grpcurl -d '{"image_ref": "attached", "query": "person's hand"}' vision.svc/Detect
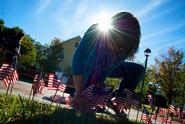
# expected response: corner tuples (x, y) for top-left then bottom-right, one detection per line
(71, 92), (84, 110)
(71, 92), (90, 113)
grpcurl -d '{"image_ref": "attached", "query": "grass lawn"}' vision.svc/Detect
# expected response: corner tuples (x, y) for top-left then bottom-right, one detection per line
(0, 94), (143, 124)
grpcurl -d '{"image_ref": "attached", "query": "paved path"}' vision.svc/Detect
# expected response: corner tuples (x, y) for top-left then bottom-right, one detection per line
(0, 80), (69, 105)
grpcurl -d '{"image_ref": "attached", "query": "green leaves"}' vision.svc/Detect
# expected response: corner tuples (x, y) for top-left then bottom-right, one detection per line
(151, 47), (185, 105)
(19, 35), (36, 66)
(0, 94), (54, 124)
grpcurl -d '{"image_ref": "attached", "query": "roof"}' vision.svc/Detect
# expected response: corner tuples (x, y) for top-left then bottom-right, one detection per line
(62, 36), (81, 44)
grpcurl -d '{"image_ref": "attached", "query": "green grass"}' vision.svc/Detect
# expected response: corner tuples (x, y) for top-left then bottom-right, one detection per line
(0, 94), (143, 124)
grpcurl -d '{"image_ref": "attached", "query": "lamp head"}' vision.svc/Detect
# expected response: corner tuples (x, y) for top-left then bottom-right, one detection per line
(144, 48), (151, 57)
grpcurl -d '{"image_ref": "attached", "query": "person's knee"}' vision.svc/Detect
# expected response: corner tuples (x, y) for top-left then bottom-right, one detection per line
(135, 63), (145, 79)
(138, 64), (145, 75)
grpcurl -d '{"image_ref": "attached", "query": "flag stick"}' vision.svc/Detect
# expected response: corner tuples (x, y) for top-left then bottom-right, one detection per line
(6, 81), (11, 96)
(9, 83), (14, 96)
(50, 80), (60, 107)
(6, 76), (12, 96)
(136, 106), (140, 121)
(127, 106), (131, 119)
(28, 87), (33, 101)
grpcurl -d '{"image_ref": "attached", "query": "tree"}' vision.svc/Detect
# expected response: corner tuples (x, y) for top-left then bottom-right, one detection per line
(45, 38), (64, 72)
(34, 42), (49, 72)
(154, 47), (184, 105)
(173, 64), (185, 106)
(19, 35), (36, 72)
(0, 19), (5, 64)
(0, 21), (24, 65)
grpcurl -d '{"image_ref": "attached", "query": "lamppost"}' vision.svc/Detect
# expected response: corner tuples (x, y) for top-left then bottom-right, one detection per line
(140, 48), (152, 100)
(136, 48), (151, 121)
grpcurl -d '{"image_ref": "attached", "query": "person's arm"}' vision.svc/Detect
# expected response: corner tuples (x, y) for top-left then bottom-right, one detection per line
(73, 75), (84, 95)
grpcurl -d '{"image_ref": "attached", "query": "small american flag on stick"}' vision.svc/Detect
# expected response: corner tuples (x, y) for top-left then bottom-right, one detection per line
(169, 104), (176, 115)
(32, 74), (45, 95)
(159, 108), (168, 115)
(47, 74), (66, 92)
(141, 107), (150, 123)
(160, 117), (172, 124)
(0, 64), (18, 87)
(81, 85), (113, 109)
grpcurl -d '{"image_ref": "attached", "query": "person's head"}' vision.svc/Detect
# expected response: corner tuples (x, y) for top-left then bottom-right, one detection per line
(110, 11), (141, 58)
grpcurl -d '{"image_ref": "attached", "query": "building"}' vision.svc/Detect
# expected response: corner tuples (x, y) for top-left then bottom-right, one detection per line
(59, 36), (81, 75)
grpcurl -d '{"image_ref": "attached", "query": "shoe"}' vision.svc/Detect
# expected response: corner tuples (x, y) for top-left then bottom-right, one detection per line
(95, 106), (107, 113)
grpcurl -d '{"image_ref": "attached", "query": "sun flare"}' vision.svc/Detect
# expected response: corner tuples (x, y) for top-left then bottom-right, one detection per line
(92, 11), (113, 32)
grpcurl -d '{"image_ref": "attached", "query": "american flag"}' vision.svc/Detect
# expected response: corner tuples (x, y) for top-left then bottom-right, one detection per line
(81, 85), (113, 109)
(141, 107), (149, 123)
(159, 108), (167, 115)
(58, 84), (66, 92)
(160, 117), (172, 124)
(169, 104), (176, 115)
(176, 107), (181, 119)
(32, 75), (45, 94)
(47, 74), (66, 92)
(151, 107), (159, 121)
(0, 64), (18, 87)
(112, 97), (131, 113)
(151, 114), (157, 120)
(96, 91), (112, 110)
(118, 89), (140, 107)
(81, 85), (100, 107)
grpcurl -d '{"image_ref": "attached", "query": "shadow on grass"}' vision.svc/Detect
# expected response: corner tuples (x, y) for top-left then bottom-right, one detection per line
(8, 108), (138, 124)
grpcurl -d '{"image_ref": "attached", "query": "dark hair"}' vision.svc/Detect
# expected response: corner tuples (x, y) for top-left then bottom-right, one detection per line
(111, 11), (141, 58)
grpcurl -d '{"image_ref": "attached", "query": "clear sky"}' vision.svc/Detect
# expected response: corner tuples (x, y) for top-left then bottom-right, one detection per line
(0, 0), (185, 65)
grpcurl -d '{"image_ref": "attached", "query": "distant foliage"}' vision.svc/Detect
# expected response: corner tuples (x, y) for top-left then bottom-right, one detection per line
(105, 78), (121, 90)
(19, 35), (36, 71)
(152, 47), (185, 105)
(0, 20), (24, 65)
(45, 38), (64, 72)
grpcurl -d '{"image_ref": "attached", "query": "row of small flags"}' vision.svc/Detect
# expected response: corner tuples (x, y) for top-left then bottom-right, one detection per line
(141, 106), (172, 124)
(141, 104), (184, 124)
(1, 63), (184, 120)
(147, 94), (183, 119)
(0, 63), (68, 105)
(111, 89), (140, 114)
(81, 85), (141, 114)
(30, 73), (67, 96)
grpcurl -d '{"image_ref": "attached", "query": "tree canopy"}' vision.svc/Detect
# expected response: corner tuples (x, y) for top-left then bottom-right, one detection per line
(152, 47), (184, 105)
(19, 35), (36, 71)
(44, 37), (64, 72)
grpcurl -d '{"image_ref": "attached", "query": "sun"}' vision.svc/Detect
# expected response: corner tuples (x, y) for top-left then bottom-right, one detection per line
(98, 18), (112, 32)
(92, 11), (113, 32)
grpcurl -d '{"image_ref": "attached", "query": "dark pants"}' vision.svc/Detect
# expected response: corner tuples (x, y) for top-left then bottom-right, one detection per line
(108, 62), (145, 93)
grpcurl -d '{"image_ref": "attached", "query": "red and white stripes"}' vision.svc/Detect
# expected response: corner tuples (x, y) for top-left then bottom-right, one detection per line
(47, 74), (66, 92)
(0, 64), (18, 87)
